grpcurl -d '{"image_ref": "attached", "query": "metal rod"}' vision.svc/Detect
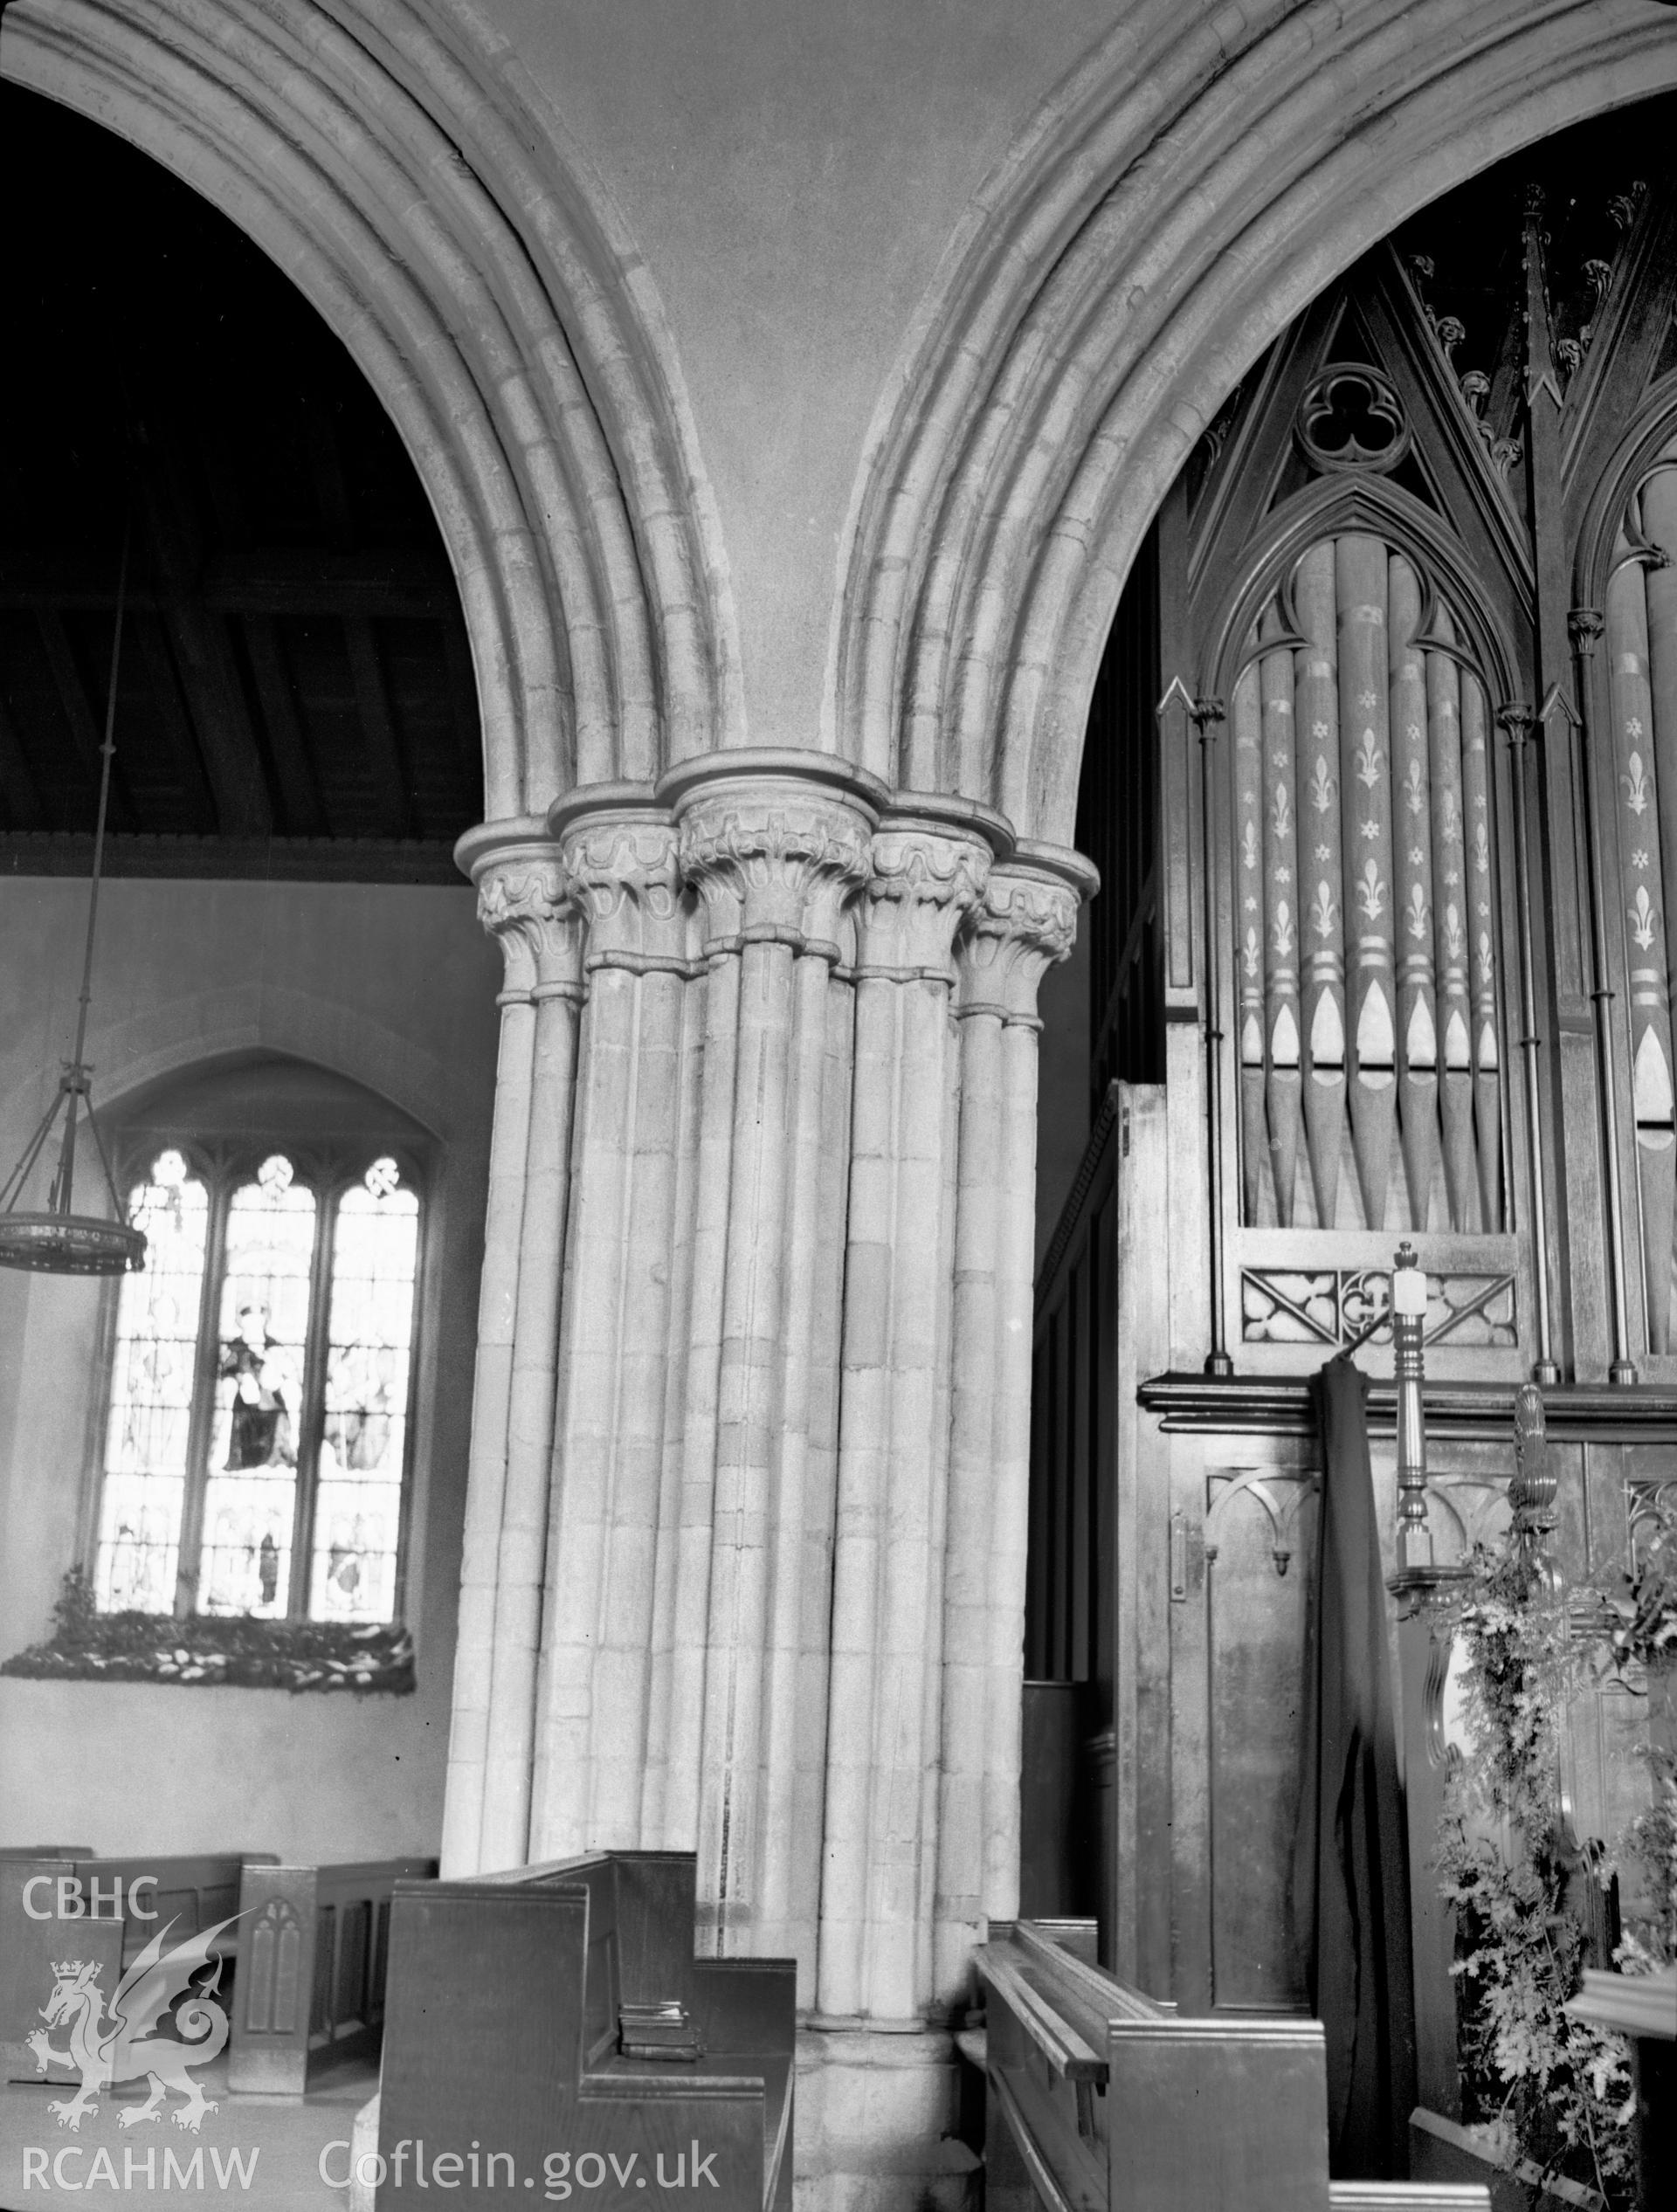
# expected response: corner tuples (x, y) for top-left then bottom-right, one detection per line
(1499, 704), (1562, 1384)
(52, 520), (131, 1220)
(0, 1094), (66, 1213)
(71, 520), (130, 1078)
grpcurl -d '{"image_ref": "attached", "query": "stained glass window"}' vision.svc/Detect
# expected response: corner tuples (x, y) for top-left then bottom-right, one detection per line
(308, 1159), (419, 1623)
(91, 1142), (421, 1625)
(93, 1150), (208, 1613)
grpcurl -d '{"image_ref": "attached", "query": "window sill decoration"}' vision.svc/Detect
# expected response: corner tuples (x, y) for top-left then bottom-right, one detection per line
(0, 1569), (414, 1694)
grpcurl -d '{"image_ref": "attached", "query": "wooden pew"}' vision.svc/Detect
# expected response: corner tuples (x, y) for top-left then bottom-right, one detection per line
(374, 1850), (794, 2212)
(978, 1919), (1489, 2212)
(226, 1857), (436, 2092)
(0, 1854), (114, 2083)
(1, 1850), (276, 2082)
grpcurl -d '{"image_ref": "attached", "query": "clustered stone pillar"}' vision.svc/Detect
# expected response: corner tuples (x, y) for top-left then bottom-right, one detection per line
(441, 756), (1093, 2210)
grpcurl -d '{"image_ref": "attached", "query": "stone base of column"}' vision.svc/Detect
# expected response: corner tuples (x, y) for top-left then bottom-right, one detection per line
(793, 2027), (979, 2212)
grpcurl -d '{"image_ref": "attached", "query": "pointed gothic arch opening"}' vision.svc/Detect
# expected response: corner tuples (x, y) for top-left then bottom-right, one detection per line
(1026, 97), (1677, 2055)
(1060, 97), (1677, 1382)
(0, 0), (741, 814)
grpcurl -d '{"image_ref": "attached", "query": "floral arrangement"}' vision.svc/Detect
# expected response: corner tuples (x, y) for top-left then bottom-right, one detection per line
(1436, 1540), (1634, 2209)
(0, 1568), (415, 1694)
(1435, 1473), (1677, 2212)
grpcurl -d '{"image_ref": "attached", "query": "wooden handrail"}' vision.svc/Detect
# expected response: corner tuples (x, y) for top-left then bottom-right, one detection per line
(974, 1946), (1106, 2082)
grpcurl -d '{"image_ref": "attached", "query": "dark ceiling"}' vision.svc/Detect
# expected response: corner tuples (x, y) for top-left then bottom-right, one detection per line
(0, 81), (482, 881)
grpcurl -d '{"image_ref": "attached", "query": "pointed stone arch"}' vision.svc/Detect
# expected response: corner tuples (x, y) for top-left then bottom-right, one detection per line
(834, 0), (1677, 850)
(0, 0), (743, 817)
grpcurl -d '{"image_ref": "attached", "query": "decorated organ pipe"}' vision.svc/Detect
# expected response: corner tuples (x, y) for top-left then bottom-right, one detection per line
(1260, 605), (1303, 1224)
(1232, 533), (1508, 1238)
(1232, 659), (1267, 1222)
(1339, 534), (1399, 1228)
(1426, 618), (1478, 1231)
(1609, 461), (1677, 1351)
(1460, 674), (1503, 1234)
(1390, 555), (1440, 1230)
(1296, 543), (1349, 1226)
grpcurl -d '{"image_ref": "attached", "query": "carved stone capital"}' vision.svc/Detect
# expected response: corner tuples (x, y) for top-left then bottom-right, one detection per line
(680, 795), (873, 955)
(550, 786), (689, 974)
(855, 802), (1000, 980)
(659, 750), (885, 956)
(456, 819), (581, 1003)
(956, 850), (1092, 1025)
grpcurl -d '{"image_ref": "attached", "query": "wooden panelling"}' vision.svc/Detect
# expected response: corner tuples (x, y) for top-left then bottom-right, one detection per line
(228, 1857), (435, 2094)
(0, 1850), (278, 2083)
(1204, 1452), (1317, 2010)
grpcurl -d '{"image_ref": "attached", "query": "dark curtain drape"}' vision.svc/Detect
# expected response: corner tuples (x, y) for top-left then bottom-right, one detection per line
(1291, 1354), (1418, 2178)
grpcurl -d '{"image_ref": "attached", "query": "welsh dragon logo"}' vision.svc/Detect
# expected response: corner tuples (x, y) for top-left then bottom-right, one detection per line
(27, 1916), (236, 2134)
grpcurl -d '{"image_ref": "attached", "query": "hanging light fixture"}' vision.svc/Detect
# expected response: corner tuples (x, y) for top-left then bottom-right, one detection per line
(0, 528), (146, 1275)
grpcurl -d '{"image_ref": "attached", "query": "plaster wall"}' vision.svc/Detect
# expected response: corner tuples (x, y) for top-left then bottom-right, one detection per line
(473, 0), (1116, 754)
(0, 876), (500, 1864)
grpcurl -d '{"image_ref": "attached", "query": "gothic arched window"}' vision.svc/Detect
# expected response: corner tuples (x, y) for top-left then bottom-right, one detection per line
(93, 1140), (422, 1624)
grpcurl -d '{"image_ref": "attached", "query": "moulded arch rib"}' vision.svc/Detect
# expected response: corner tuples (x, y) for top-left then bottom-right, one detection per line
(0, 0), (742, 820)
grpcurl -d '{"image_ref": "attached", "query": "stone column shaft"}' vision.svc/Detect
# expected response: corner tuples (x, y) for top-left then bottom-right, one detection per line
(443, 825), (580, 1877)
(817, 809), (992, 2025)
(673, 762), (876, 1990)
(934, 855), (1085, 2003)
(640, 943), (736, 1852)
(480, 923), (584, 1871)
(530, 801), (694, 1860)
(440, 920), (536, 1878)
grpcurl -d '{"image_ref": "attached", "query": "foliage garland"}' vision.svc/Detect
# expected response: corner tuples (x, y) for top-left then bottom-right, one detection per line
(0, 1567), (416, 1693)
